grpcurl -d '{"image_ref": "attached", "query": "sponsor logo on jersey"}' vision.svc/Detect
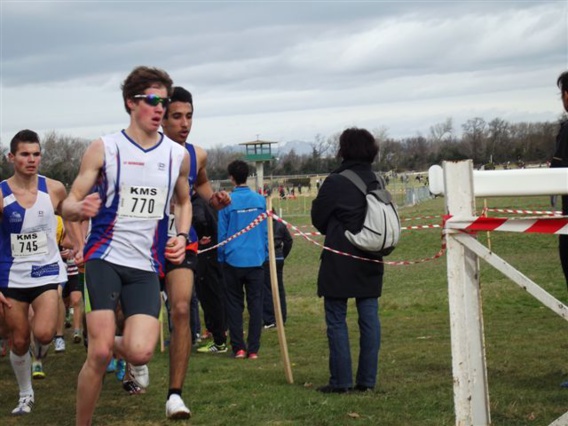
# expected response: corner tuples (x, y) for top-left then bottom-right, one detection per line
(31, 262), (60, 278)
(9, 211), (22, 223)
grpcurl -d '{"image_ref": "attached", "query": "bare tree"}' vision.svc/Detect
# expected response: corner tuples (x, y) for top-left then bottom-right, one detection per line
(310, 133), (332, 159)
(206, 145), (243, 180)
(39, 131), (89, 187)
(429, 117), (454, 143)
(401, 136), (432, 171)
(461, 117), (487, 165)
(0, 143), (12, 181)
(486, 118), (511, 164)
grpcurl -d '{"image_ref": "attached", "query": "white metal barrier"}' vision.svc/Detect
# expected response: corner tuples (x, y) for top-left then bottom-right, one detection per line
(429, 161), (568, 426)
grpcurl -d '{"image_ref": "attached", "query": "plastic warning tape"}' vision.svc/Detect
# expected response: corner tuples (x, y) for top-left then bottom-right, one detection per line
(485, 208), (561, 216)
(445, 215), (568, 234)
(292, 223), (441, 236)
(399, 214), (443, 222)
(272, 213), (446, 266)
(197, 212), (268, 254)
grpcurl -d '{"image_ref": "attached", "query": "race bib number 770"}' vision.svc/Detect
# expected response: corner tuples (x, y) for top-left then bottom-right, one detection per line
(118, 186), (167, 220)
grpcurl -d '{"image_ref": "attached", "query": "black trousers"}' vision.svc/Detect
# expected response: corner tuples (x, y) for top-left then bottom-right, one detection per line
(195, 251), (227, 346)
(223, 264), (264, 354)
(263, 260), (287, 325)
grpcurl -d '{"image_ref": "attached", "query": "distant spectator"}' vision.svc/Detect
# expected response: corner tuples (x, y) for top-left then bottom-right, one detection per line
(218, 160), (268, 359)
(262, 209), (293, 329)
(551, 70), (568, 290)
(193, 194), (228, 354)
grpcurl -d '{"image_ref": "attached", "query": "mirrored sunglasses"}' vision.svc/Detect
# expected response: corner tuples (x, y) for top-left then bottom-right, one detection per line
(133, 94), (170, 108)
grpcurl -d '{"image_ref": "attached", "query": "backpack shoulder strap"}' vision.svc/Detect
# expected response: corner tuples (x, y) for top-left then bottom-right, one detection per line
(375, 173), (387, 189)
(339, 169), (367, 194)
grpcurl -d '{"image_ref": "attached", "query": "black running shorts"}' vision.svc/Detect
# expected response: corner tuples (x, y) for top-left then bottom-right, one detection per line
(0, 284), (59, 304)
(62, 274), (82, 298)
(84, 259), (161, 319)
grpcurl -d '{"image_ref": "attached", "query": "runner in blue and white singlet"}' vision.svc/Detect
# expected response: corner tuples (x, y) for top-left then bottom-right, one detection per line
(0, 175), (67, 289)
(83, 130), (186, 275)
(164, 142), (199, 253)
(0, 129), (76, 416)
(159, 87), (231, 419)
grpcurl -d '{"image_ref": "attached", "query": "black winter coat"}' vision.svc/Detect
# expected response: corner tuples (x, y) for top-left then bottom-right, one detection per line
(311, 161), (384, 298)
(191, 194), (218, 249)
(272, 219), (293, 260)
(552, 120), (568, 214)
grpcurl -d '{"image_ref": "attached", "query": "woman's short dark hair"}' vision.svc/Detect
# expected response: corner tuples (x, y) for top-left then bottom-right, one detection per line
(558, 71), (568, 94)
(337, 127), (378, 163)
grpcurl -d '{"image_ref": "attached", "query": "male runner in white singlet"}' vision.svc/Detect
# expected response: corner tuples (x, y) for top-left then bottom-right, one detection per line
(62, 66), (192, 426)
(0, 129), (71, 415)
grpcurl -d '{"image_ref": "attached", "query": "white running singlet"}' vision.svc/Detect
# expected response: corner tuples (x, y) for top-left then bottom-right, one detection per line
(84, 130), (185, 274)
(0, 176), (67, 288)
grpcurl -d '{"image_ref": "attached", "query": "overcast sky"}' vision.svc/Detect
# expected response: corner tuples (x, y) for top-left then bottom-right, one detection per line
(1, 0), (567, 149)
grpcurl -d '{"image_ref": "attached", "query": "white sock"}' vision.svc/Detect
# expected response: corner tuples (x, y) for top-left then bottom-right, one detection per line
(10, 351), (33, 397)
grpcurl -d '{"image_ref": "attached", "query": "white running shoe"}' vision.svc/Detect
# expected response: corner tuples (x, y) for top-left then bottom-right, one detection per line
(54, 337), (65, 353)
(165, 394), (191, 420)
(11, 394), (34, 415)
(128, 364), (149, 389)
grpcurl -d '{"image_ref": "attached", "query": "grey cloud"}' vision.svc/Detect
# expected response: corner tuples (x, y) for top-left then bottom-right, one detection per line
(1, 0), (563, 146)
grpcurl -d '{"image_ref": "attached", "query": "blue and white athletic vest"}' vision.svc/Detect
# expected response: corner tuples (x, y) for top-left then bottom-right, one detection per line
(165, 142), (199, 248)
(0, 176), (67, 288)
(83, 131), (185, 274)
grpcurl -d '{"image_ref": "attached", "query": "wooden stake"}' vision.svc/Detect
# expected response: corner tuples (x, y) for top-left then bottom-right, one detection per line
(267, 197), (294, 384)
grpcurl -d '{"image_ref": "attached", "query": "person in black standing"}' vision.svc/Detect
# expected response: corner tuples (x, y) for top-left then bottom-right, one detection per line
(262, 210), (293, 329)
(193, 194), (228, 354)
(311, 127), (383, 394)
(552, 71), (568, 289)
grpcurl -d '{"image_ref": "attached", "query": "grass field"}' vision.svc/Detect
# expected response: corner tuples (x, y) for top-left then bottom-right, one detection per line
(1, 195), (567, 425)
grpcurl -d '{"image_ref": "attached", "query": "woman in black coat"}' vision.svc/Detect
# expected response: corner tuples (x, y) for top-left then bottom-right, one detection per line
(311, 127), (383, 394)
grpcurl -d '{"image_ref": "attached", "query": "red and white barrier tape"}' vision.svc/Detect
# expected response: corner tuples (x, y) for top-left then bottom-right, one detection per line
(445, 215), (568, 234)
(291, 215), (444, 230)
(197, 212), (268, 254)
(197, 210), (445, 265)
(400, 214), (443, 222)
(485, 208), (561, 216)
(272, 213), (446, 266)
(292, 223), (441, 236)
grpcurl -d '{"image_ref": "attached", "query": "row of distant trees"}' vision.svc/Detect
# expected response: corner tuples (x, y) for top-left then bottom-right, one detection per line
(0, 116), (563, 184)
(263, 116), (561, 178)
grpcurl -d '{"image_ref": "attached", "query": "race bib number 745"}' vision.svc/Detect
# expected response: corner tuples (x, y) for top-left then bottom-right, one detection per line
(11, 232), (48, 257)
(118, 186), (167, 220)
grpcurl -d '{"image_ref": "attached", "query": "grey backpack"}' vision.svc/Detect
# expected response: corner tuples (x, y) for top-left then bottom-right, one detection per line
(340, 169), (401, 256)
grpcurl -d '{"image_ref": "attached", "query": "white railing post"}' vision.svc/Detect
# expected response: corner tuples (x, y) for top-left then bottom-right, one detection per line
(444, 160), (491, 426)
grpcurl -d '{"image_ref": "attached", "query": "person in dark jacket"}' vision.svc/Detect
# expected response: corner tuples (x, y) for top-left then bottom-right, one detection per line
(262, 210), (293, 328)
(552, 70), (568, 289)
(311, 127), (383, 394)
(192, 193), (228, 354)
